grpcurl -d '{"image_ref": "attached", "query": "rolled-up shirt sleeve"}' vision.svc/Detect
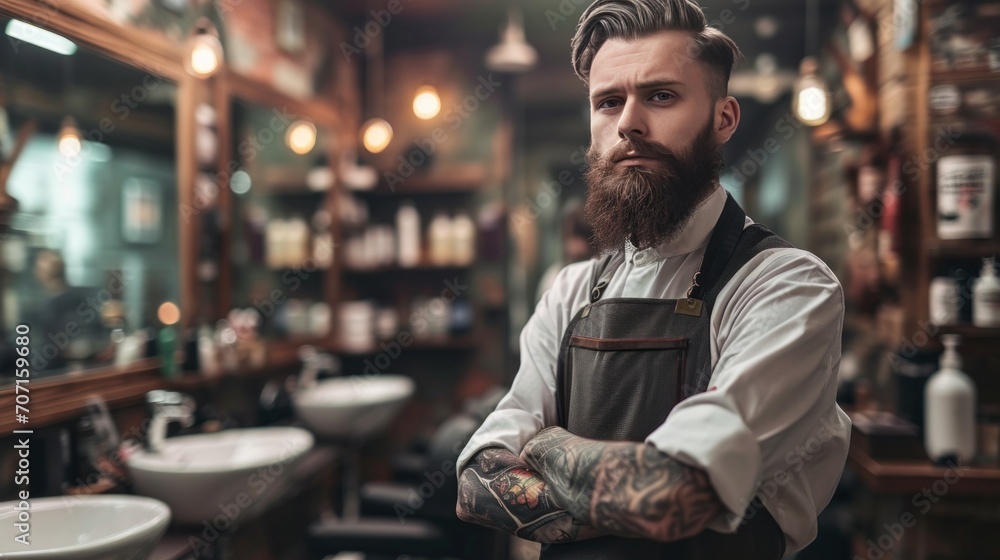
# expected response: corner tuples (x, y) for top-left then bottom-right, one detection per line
(645, 250), (850, 553)
(457, 261), (594, 473)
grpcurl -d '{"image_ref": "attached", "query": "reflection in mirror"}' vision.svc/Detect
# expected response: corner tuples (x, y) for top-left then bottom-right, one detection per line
(0, 17), (178, 382)
(228, 100), (332, 342)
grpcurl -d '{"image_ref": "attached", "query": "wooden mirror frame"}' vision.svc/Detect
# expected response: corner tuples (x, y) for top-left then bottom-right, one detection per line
(0, 1), (196, 431)
(0, 1), (351, 432)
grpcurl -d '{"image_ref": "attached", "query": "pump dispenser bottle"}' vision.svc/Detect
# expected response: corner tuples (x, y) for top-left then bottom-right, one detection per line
(924, 334), (977, 465)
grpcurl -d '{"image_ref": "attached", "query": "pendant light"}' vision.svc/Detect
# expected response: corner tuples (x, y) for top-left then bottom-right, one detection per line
(360, 0), (392, 154)
(57, 116), (82, 158)
(185, 18), (224, 79)
(485, 7), (537, 74)
(413, 86), (441, 120)
(793, 0), (831, 126)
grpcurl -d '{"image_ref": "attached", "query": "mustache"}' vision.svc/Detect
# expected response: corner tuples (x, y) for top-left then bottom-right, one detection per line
(595, 138), (680, 165)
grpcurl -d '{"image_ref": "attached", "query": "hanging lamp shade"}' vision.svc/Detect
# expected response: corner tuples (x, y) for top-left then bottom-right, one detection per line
(485, 7), (537, 74)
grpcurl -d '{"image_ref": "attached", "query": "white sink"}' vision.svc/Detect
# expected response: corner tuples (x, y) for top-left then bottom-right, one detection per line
(294, 375), (415, 441)
(0, 495), (169, 559)
(126, 427), (313, 525)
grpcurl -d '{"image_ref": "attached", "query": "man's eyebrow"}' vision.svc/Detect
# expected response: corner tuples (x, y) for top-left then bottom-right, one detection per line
(589, 79), (687, 103)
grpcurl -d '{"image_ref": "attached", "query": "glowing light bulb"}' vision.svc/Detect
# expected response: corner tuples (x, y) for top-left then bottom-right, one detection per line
(413, 86), (441, 120)
(361, 118), (393, 154)
(157, 302), (181, 326)
(286, 120), (317, 155)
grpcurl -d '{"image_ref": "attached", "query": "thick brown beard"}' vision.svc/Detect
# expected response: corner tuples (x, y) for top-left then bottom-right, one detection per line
(583, 121), (724, 253)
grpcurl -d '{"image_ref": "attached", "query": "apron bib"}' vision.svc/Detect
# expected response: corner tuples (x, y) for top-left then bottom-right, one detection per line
(544, 193), (790, 560)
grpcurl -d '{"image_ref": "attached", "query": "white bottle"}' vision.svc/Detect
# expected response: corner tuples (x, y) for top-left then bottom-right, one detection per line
(396, 202), (421, 267)
(451, 212), (476, 266)
(973, 257), (1000, 327)
(428, 212), (453, 266)
(924, 334), (976, 465)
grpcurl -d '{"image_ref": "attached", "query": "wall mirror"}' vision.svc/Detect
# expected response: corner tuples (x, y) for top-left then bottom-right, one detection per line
(227, 98), (333, 343)
(0, 15), (179, 383)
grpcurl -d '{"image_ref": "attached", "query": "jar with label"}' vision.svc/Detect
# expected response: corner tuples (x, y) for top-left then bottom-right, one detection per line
(936, 132), (997, 240)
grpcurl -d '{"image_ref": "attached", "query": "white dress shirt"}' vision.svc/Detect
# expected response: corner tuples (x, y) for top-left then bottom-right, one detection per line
(457, 186), (851, 557)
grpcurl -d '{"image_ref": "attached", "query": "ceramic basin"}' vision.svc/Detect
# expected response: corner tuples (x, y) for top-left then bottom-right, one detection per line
(293, 375), (415, 441)
(0, 495), (169, 559)
(126, 427), (313, 525)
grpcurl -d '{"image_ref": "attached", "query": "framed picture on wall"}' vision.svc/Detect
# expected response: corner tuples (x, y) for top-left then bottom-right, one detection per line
(122, 178), (162, 244)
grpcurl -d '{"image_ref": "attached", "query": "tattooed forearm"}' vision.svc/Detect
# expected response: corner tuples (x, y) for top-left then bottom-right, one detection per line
(456, 447), (604, 543)
(521, 426), (723, 542)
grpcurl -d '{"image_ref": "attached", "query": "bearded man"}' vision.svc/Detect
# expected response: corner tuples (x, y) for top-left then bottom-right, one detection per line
(455, 1), (850, 559)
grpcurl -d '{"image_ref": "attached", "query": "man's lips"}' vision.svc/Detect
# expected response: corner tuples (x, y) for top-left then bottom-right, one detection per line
(615, 155), (659, 165)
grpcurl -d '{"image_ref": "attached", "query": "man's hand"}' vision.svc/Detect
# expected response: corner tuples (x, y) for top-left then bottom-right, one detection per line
(456, 447), (604, 543)
(521, 426), (724, 542)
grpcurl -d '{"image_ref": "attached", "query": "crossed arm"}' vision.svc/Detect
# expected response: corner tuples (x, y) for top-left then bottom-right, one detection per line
(456, 426), (723, 543)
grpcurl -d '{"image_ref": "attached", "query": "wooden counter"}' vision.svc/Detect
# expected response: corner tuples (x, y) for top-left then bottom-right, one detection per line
(848, 428), (1000, 496)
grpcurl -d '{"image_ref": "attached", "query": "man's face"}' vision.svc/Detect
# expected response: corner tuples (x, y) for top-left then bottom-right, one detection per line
(588, 30), (722, 163)
(583, 30), (737, 252)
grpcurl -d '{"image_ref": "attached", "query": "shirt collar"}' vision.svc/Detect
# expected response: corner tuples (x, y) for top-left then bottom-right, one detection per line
(625, 185), (728, 263)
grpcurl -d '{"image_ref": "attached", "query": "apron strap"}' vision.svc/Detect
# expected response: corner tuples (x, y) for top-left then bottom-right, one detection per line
(689, 191), (746, 301)
(589, 251), (625, 303)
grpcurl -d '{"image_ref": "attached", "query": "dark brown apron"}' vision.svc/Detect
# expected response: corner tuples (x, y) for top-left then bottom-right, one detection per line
(543, 192), (789, 559)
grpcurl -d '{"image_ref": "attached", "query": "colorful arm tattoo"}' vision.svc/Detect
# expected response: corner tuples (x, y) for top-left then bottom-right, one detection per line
(520, 426), (723, 542)
(456, 447), (604, 543)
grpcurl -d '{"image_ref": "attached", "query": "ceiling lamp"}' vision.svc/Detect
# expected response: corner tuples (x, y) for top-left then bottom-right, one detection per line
(793, 57), (831, 126)
(793, 0), (831, 127)
(361, 118), (393, 154)
(413, 86), (441, 120)
(185, 18), (224, 78)
(485, 7), (537, 73)
(57, 116), (82, 158)
(286, 120), (317, 154)
(4, 19), (76, 55)
(359, 0), (392, 153)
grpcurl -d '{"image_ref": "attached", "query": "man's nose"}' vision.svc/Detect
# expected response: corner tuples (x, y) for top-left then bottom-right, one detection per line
(617, 99), (647, 140)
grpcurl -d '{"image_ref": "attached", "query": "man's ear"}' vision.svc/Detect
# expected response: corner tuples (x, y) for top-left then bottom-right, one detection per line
(714, 96), (740, 145)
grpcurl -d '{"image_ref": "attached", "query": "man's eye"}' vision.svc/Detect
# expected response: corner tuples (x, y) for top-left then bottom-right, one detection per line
(597, 99), (621, 109)
(651, 92), (674, 102)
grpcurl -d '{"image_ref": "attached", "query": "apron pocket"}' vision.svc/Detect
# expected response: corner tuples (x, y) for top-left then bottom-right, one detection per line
(564, 336), (688, 441)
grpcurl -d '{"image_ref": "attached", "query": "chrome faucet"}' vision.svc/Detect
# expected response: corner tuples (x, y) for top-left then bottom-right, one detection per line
(297, 345), (340, 390)
(145, 390), (195, 452)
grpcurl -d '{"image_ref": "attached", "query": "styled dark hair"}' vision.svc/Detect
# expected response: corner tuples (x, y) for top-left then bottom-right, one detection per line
(571, 0), (741, 99)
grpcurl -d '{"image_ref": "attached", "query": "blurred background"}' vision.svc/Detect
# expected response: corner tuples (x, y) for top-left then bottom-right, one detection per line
(0, 1), (998, 559)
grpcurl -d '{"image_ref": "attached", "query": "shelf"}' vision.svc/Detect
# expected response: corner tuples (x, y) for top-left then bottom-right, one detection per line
(931, 68), (1000, 84)
(349, 164), (487, 196)
(849, 434), (1000, 496)
(926, 239), (1000, 259)
(250, 187), (327, 196)
(332, 334), (479, 356)
(936, 324), (1000, 338)
(345, 263), (473, 274)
